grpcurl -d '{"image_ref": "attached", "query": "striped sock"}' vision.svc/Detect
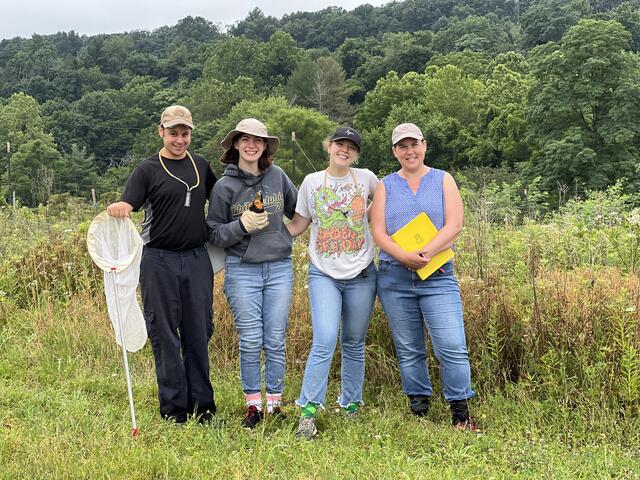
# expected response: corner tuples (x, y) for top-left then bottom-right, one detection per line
(301, 402), (317, 418)
(266, 393), (282, 413)
(245, 392), (262, 411)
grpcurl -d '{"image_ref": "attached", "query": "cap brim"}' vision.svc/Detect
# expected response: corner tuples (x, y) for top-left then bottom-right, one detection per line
(393, 134), (423, 145)
(331, 136), (361, 150)
(162, 120), (195, 129)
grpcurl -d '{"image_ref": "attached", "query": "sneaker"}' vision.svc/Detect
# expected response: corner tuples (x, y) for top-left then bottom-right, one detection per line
(241, 405), (263, 429)
(343, 402), (360, 419)
(295, 417), (318, 440)
(164, 413), (188, 425)
(269, 406), (286, 420)
(197, 410), (215, 425)
(453, 418), (483, 433)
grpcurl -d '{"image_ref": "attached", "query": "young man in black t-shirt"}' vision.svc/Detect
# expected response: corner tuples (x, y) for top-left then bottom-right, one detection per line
(107, 105), (217, 424)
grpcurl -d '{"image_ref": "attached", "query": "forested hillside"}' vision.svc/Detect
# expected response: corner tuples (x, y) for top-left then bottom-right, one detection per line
(0, 0), (639, 207)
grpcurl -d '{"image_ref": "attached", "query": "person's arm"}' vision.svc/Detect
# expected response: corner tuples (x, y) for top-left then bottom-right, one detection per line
(286, 213), (311, 237)
(107, 165), (145, 217)
(419, 172), (463, 261)
(366, 169), (379, 221)
(371, 181), (429, 270)
(205, 164), (217, 199)
(287, 174), (312, 237)
(206, 190), (250, 247)
(281, 169), (298, 220)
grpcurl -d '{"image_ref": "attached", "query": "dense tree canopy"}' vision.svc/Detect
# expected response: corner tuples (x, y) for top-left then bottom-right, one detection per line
(525, 19), (640, 196)
(0, 0), (638, 206)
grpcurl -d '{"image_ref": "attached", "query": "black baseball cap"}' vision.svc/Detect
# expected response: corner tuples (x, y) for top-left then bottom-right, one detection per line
(330, 126), (362, 151)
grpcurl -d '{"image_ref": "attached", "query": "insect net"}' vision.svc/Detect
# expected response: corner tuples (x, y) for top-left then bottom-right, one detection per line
(86, 211), (146, 352)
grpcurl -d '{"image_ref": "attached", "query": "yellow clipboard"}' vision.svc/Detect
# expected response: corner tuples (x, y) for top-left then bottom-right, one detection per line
(390, 212), (454, 280)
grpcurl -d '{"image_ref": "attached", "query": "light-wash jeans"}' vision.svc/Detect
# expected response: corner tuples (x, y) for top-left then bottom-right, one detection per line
(223, 255), (293, 394)
(296, 262), (377, 408)
(377, 260), (475, 402)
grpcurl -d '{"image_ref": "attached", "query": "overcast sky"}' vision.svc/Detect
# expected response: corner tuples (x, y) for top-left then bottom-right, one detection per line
(1, 0), (390, 40)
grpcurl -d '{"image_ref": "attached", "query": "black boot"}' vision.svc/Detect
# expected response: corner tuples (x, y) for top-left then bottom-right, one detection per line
(449, 399), (482, 432)
(408, 395), (431, 417)
(449, 399), (470, 424)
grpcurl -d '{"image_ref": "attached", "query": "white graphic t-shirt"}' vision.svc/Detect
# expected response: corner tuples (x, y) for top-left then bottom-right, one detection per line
(296, 168), (378, 280)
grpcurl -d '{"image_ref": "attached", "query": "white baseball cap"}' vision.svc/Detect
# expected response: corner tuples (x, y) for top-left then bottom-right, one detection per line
(392, 123), (424, 145)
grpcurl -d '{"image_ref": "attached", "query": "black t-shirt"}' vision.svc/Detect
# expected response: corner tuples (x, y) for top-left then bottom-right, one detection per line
(121, 152), (217, 251)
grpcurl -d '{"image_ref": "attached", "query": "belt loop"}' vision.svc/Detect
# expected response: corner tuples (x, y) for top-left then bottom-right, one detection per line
(193, 247), (199, 258)
(159, 249), (165, 259)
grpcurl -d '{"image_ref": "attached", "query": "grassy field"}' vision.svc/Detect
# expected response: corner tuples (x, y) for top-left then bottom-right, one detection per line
(1, 195), (639, 478)
(1, 287), (639, 479)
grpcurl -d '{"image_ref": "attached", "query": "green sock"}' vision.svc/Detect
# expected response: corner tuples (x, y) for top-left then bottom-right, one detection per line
(301, 402), (317, 418)
(345, 402), (359, 414)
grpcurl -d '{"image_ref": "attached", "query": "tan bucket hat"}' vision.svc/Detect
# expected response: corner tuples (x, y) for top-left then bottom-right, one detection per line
(220, 118), (280, 157)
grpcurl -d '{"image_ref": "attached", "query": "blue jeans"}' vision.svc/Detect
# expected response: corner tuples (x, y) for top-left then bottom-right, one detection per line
(296, 262), (377, 408)
(223, 256), (293, 394)
(377, 260), (475, 402)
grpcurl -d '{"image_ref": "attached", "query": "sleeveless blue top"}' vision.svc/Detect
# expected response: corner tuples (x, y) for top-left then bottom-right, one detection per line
(380, 168), (449, 264)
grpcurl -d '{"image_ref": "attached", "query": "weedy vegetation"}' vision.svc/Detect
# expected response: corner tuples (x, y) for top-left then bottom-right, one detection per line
(1, 185), (639, 479)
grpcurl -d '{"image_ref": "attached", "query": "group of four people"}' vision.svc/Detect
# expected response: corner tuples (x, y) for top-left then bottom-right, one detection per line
(106, 105), (479, 439)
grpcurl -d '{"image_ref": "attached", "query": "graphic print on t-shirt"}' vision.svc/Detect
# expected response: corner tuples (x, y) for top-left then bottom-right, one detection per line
(313, 182), (365, 257)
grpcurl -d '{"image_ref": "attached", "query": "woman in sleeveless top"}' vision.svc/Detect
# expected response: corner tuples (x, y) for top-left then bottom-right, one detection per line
(370, 123), (480, 432)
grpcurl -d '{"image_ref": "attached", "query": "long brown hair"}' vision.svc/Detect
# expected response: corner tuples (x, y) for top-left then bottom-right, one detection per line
(220, 133), (273, 171)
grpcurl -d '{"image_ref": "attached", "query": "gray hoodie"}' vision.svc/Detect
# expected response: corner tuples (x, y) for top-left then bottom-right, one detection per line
(206, 164), (298, 263)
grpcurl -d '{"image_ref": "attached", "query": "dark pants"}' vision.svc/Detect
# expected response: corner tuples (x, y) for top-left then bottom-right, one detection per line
(140, 245), (215, 421)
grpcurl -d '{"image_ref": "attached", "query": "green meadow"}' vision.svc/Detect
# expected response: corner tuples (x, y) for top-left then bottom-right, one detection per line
(1, 192), (639, 478)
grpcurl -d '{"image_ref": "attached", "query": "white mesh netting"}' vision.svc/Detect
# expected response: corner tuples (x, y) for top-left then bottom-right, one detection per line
(87, 211), (146, 352)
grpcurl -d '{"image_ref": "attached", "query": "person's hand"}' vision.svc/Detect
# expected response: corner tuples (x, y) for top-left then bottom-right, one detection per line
(240, 210), (269, 233)
(402, 251), (430, 271)
(106, 201), (133, 218)
(418, 249), (433, 263)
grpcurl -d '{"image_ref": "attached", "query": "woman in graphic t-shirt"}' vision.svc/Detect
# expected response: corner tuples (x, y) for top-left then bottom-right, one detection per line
(286, 126), (378, 440)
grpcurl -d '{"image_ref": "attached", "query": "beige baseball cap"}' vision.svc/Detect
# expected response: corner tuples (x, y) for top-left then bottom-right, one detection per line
(160, 105), (195, 129)
(392, 123), (423, 145)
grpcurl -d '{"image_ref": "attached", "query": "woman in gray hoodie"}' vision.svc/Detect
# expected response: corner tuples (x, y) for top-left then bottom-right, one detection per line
(206, 118), (297, 429)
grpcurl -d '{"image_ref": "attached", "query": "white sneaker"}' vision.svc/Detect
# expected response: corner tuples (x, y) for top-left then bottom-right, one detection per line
(295, 417), (318, 440)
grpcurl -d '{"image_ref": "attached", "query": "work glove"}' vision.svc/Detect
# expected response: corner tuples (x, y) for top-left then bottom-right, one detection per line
(239, 210), (269, 234)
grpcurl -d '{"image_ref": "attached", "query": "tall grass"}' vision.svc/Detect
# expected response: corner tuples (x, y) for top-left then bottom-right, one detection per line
(2, 199), (638, 414)
(1, 288), (639, 478)
(1, 192), (639, 478)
